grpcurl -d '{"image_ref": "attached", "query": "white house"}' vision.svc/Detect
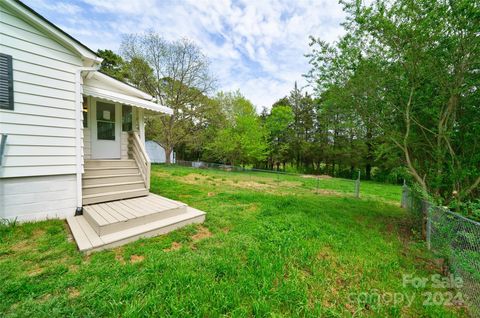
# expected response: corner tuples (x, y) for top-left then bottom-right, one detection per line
(0, 0), (205, 252)
(145, 140), (175, 163)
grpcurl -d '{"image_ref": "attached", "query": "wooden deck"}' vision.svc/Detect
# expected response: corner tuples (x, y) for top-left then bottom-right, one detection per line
(67, 194), (206, 253)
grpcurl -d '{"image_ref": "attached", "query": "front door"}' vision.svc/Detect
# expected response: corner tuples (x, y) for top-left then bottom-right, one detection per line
(91, 100), (121, 159)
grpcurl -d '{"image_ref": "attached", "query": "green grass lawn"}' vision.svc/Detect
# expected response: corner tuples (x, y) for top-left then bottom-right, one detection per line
(0, 165), (469, 317)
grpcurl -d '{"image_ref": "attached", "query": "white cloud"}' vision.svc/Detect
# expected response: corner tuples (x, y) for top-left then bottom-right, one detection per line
(24, 0), (347, 111)
(26, 0), (83, 14)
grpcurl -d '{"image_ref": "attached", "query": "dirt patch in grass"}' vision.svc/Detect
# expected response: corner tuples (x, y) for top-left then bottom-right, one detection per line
(279, 181), (303, 187)
(37, 293), (52, 303)
(316, 245), (335, 261)
(302, 174), (332, 179)
(229, 180), (272, 190)
(114, 249), (126, 265)
(151, 171), (171, 178)
(312, 189), (343, 196)
(381, 216), (415, 245)
(31, 229), (46, 239)
(179, 173), (209, 184)
(68, 288), (80, 299)
(69, 264), (79, 272)
(207, 192), (216, 197)
(221, 227), (230, 234)
(164, 242), (182, 252)
(27, 266), (43, 277)
(191, 226), (212, 241)
(11, 240), (34, 253)
(130, 255), (144, 263)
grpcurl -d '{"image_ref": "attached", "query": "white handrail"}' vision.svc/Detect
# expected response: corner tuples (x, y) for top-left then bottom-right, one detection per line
(128, 131), (151, 190)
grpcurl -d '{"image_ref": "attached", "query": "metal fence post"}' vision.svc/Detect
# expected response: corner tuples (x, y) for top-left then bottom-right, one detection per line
(401, 179), (408, 208)
(422, 199), (432, 249)
(355, 170), (360, 198)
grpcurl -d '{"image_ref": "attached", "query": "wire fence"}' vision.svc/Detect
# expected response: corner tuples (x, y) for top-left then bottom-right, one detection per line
(402, 186), (480, 316)
(171, 161), (479, 313)
(174, 160), (363, 198)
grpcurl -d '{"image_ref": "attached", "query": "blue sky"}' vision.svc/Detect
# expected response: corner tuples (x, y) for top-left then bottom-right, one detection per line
(24, 0), (347, 110)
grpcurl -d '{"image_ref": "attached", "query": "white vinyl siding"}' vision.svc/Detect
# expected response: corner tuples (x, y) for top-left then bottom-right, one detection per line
(0, 174), (77, 220)
(0, 2), (82, 178)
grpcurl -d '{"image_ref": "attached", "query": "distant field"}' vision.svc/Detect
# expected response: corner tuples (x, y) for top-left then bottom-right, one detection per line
(0, 165), (467, 317)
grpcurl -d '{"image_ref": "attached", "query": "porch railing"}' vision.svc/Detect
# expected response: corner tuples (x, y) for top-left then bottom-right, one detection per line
(128, 131), (151, 190)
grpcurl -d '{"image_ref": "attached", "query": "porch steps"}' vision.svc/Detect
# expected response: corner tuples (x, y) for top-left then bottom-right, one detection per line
(83, 160), (148, 205)
(84, 195), (188, 236)
(83, 174), (143, 186)
(67, 194), (206, 253)
(83, 188), (149, 205)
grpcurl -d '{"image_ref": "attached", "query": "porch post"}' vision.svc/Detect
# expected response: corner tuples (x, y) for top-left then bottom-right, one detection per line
(74, 70), (84, 214)
(138, 108), (145, 145)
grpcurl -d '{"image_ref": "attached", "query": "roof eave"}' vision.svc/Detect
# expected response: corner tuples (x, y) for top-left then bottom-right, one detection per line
(7, 0), (101, 66)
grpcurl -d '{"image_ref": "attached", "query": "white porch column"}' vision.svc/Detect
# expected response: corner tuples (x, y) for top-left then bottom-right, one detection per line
(138, 108), (145, 145)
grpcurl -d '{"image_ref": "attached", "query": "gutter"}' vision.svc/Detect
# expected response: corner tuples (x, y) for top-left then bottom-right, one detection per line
(74, 67), (97, 215)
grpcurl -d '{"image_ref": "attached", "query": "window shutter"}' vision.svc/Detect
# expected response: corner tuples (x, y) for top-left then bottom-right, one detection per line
(0, 53), (14, 110)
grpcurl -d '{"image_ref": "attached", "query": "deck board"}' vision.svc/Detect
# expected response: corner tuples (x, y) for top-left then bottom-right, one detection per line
(124, 197), (161, 213)
(144, 195), (179, 209)
(103, 202), (134, 220)
(119, 199), (150, 216)
(68, 197), (206, 253)
(77, 216), (104, 247)
(95, 204), (125, 222)
(84, 205), (108, 226)
(116, 200), (145, 217)
(82, 194), (190, 229)
(67, 217), (93, 251)
(91, 204), (118, 223)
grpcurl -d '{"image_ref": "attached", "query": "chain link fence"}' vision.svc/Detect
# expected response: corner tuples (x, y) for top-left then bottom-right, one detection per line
(402, 186), (480, 316)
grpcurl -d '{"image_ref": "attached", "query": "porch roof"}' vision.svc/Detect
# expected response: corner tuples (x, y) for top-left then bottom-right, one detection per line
(82, 71), (173, 115)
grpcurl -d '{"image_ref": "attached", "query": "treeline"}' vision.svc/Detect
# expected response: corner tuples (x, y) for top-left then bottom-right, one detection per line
(303, 0), (480, 210)
(97, 0), (479, 214)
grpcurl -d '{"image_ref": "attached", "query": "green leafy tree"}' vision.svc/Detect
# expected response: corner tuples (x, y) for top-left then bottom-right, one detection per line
(265, 104), (294, 170)
(306, 0), (480, 204)
(96, 49), (126, 81)
(206, 92), (268, 166)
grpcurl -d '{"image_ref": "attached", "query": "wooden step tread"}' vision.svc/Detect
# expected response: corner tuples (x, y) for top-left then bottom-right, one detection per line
(67, 206), (206, 253)
(85, 166), (139, 170)
(82, 173), (141, 179)
(84, 194), (187, 226)
(83, 180), (145, 189)
(85, 160), (135, 162)
(83, 188), (147, 199)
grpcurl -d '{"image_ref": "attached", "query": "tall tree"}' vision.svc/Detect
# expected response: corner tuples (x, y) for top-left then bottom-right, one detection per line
(120, 32), (216, 163)
(306, 0), (480, 204)
(265, 104), (294, 170)
(206, 92), (268, 166)
(96, 49), (126, 81)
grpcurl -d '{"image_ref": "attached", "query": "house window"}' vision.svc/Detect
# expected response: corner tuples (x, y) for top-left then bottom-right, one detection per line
(83, 97), (88, 128)
(0, 53), (14, 110)
(122, 105), (132, 131)
(96, 101), (116, 140)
